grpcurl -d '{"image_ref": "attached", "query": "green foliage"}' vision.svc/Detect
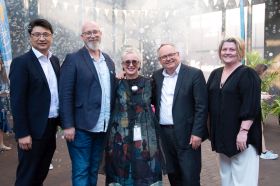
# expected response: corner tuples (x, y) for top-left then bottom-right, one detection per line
(261, 72), (279, 92)
(246, 51), (280, 119)
(246, 51), (271, 68)
(261, 101), (272, 120)
(246, 51), (278, 92)
(271, 96), (280, 115)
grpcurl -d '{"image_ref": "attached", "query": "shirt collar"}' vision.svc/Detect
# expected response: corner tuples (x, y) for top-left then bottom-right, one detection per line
(32, 47), (52, 60)
(91, 51), (105, 63)
(162, 62), (181, 77)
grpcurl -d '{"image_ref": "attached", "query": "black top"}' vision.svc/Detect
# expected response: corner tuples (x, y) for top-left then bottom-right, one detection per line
(207, 65), (262, 157)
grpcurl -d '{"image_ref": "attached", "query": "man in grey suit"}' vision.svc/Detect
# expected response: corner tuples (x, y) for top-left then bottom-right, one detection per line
(59, 21), (115, 186)
(152, 43), (208, 186)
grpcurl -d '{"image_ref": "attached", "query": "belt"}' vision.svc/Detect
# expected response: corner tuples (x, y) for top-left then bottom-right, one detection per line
(160, 124), (174, 128)
(48, 117), (58, 124)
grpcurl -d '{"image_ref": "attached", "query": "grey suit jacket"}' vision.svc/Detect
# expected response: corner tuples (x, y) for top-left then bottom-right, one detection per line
(59, 47), (116, 130)
(152, 63), (208, 148)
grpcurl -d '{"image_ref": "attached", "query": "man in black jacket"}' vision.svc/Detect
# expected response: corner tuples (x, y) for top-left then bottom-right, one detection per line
(152, 43), (208, 186)
(10, 18), (60, 186)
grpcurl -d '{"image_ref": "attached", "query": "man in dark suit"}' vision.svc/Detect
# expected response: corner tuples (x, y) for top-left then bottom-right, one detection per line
(9, 19), (60, 186)
(59, 21), (115, 186)
(152, 43), (208, 186)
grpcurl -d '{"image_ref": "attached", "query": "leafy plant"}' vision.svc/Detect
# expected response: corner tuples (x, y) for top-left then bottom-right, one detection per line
(261, 71), (279, 92)
(271, 96), (280, 116)
(246, 51), (279, 119)
(261, 101), (272, 120)
(246, 51), (272, 68)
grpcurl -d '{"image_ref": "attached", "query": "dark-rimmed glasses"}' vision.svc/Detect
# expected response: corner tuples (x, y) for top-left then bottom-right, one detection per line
(122, 60), (139, 67)
(159, 52), (178, 61)
(31, 32), (52, 39)
(82, 30), (100, 37)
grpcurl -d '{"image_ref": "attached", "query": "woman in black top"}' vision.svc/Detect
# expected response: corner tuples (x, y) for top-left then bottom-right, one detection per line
(207, 37), (261, 186)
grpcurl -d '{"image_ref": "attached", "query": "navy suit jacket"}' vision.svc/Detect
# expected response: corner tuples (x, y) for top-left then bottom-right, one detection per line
(152, 64), (208, 148)
(9, 49), (60, 139)
(59, 47), (116, 130)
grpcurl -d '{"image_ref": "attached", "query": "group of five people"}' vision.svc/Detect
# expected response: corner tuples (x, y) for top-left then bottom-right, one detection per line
(9, 18), (261, 186)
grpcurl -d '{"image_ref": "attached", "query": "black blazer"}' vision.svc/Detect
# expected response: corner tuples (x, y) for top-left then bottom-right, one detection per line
(59, 47), (116, 130)
(152, 64), (208, 148)
(9, 49), (60, 139)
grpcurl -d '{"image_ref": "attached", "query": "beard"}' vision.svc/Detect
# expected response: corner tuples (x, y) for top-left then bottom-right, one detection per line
(85, 41), (100, 51)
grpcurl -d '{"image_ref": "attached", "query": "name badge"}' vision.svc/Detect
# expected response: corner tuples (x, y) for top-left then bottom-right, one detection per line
(133, 125), (142, 141)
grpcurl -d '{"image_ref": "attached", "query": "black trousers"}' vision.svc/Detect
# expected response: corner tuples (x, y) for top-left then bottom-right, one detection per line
(160, 126), (201, 186)
(15, 119), (57, 186)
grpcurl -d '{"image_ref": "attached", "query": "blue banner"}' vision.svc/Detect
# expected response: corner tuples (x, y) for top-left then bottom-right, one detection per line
(0, 0), (12, 64)
(239, 0), (245, 40)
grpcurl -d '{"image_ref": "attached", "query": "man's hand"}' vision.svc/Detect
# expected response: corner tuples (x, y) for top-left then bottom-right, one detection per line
(18, 135), (32, 150)
(189, 135), (202, 150)
(64, 127), (75, 142)
(236, 130), (248, 151)
(116, 71), (126, 79)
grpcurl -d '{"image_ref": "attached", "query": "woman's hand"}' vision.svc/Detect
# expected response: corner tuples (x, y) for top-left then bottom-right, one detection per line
(261, 92), (273, 101)
(236, 130), (248, 151)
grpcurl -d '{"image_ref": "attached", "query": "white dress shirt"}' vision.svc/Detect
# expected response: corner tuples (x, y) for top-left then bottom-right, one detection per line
(90, 53), (111, 132)
(159, 63), (181, 125)
(32, 47), (59, 118)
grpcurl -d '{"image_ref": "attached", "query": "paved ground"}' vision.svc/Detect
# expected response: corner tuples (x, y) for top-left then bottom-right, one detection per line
(0, 116), (279, 186)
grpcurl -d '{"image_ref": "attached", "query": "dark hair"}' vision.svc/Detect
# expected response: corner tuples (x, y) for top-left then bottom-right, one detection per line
(27, 18), (53, 35)
(254, 64), (268, 76)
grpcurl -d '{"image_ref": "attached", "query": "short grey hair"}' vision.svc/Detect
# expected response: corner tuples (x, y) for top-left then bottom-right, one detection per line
(121, 47), (142, 62)
(157, 43), (178, 57)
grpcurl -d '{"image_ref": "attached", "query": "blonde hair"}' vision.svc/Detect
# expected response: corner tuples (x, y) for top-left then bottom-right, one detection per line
(218, 37), (245, 60)
(121, 47), (141, 62)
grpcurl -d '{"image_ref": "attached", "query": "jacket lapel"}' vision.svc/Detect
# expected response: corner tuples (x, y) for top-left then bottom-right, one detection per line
(50, 56), (60, 84)
(173, 64), (185, 104)
(103, 53), (116, 100)
(156, 70), (164, 108)
(29, 50), (49, 87)
(81, 47), (99, 81)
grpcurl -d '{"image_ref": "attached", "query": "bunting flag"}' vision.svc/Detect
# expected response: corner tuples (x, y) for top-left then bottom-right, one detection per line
(203, 0), (209, 7)
(52, 0), (58, 8)
(223, 0), (229, 6)
(213, 0), (218, 6)
(0, 0), (12, 71)
(236, 0), (240, 6)
(48, 0), (250, 19)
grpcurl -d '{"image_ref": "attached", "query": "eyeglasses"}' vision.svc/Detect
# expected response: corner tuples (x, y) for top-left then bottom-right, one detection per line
(31, 32), (52, 39)
(122, 60), (139, 67)
(82, 30), (100, 37)
(159, 52), (178, 61)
